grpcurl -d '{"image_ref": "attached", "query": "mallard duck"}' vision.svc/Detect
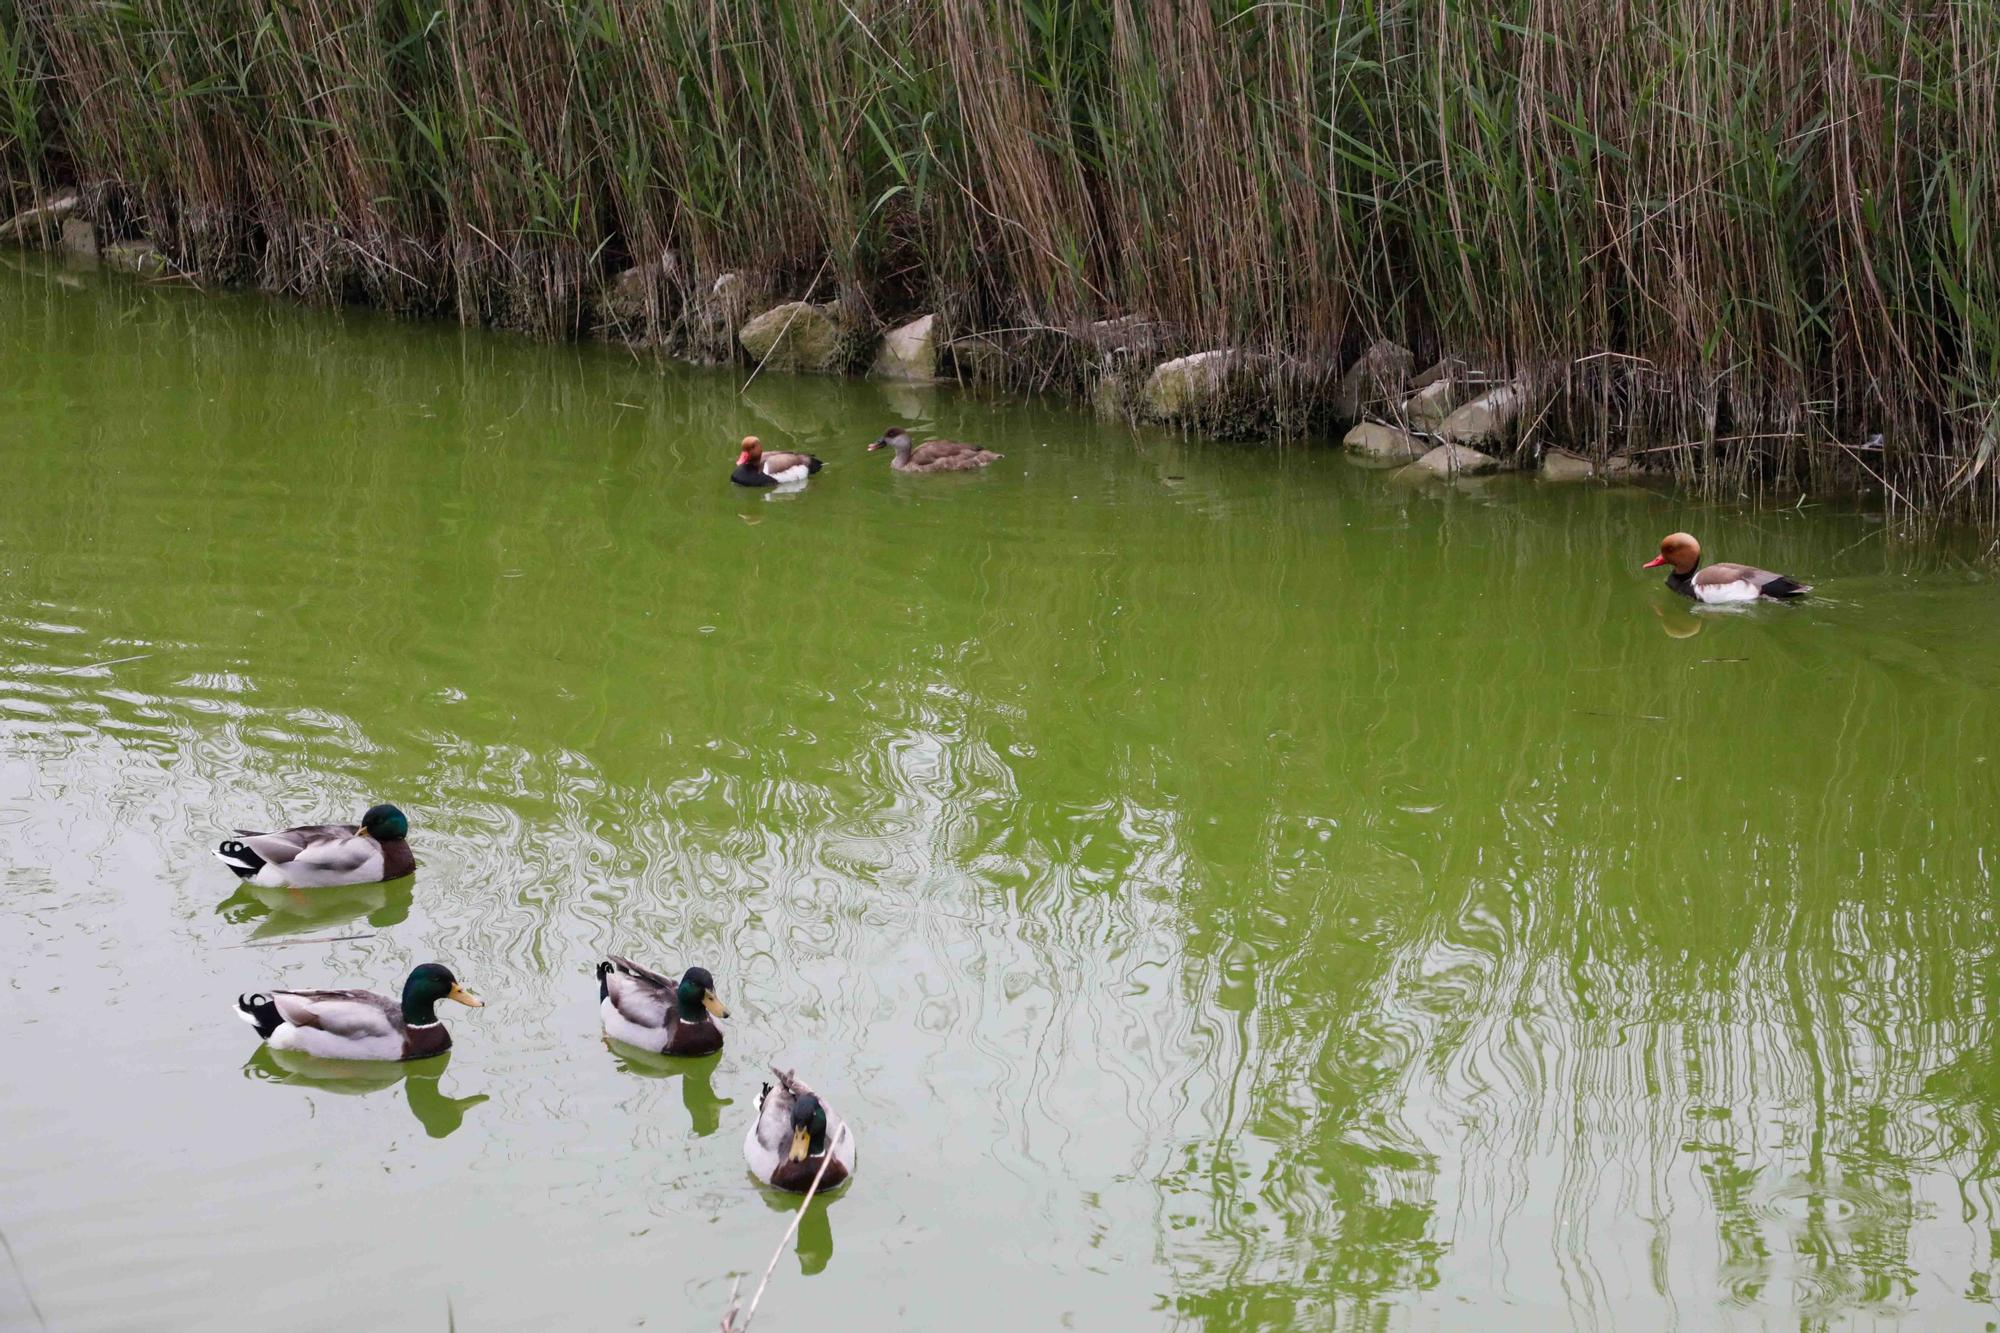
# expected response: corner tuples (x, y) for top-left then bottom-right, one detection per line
(1643, 532), (1811, 602)
(597, 956), (728, 1056)
(731, 435), (823, 487)
(868, 426), (1003, 472)
(235, 962), (482, 1062)
(214, 803), (414, 887)
(744, 1067), (856, 1193)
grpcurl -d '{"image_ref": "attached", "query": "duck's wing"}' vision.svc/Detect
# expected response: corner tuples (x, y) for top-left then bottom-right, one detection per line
(286, 834), (382, 877)
(908, 441), (976, 464)
(1696, 563), (1811, 598)
(232, 824), (357, 867)
(602, 956), (672, 1028)
(268, 988), (403, 1038)
(760, 451), (820, 474)
(754, 1068), (801, 1153)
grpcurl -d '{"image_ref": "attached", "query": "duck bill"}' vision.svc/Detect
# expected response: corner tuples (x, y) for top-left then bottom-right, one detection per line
(788, 1126), (812, 1162)
(1641, 555), (1668, 568)
(703, 990), (729, 1019)
(867, 440), (885, 452)
(736, 451), (754, 465)
(447, 983), (484, 1008)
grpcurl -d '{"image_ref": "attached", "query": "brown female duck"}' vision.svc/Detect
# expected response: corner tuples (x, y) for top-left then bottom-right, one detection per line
(869, 427), (1003, 473)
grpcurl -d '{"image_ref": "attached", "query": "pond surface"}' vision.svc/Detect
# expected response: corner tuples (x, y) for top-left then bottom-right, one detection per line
(2, 254), (1997, 1331)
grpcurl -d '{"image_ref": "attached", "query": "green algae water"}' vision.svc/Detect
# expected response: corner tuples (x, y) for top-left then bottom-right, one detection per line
(2, 255), (1998, 1331)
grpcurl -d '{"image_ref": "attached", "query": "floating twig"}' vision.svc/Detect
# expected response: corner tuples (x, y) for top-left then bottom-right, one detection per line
(225, 932), (377, 949)
(720, 1147), (836, 1332)
(1572, 708), (1667, 722)
(48, 651), (153, 676)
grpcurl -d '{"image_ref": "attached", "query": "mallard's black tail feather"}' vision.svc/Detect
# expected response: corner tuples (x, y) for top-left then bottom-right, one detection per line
(215, 839), (264, 879)
(236, 993), (282, 1039)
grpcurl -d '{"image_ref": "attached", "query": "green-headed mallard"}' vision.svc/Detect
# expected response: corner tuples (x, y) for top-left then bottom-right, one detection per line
(235, 962), (482, 1062)
(215, 803), (414, 887)
(597, 956), (728, 1056)
(744, 1067), (856, 1193)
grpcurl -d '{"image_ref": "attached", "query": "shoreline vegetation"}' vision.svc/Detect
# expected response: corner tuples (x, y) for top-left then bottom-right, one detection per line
(3, 1), (1997, 521)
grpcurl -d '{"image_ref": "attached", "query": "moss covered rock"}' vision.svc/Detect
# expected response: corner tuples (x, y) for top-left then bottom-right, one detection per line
(1342, 421), (1427, 461)
(739, 301), (841, 372)
(871, 313), (938, 381)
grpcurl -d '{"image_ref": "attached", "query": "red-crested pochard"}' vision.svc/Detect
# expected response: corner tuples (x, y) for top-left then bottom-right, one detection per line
(868, 427), (1003, 473)
(1643, 532), (1810, 602)
(731, 435), (823, 488)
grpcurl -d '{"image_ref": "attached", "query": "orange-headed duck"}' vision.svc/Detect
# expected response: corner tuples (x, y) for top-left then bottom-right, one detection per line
(1643, 532), (1810, 602)
(731, 435), (822, 487)
(868, 427), (1003, 473)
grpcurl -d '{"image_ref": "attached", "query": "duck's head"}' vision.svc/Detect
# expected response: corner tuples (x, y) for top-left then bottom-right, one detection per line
(788, 1092), (830, 1160)
(868, 427), (910, 454)
(1643, 532), (1700, 575)
(677, 966), (728, 1021)
(402, 962), (482, 1024)
(737, 435), (763, 466)
(359, 803), (409, 841)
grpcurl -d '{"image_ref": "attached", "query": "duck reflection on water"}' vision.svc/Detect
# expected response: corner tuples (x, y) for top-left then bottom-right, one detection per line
(242, 1046), (489, 1138)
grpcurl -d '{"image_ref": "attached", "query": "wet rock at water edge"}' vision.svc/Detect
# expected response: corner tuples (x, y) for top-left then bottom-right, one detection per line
(871, 313), (939, 381)
(738, 301), (842, 373)
(0, 195), (80, 248)
(1439, 382), (1524, 448)
(1402, 377), (1464, 429)
(1141, 350), (1240, 422)
(1540, 448), (1598, 481)
(1342, 421), (1427, 462)
(1335, 339), (1413, 421)
(61, 218), (99, 262)
(602, 252), (679, 330)
(1414, 443), (1500, 477)
(103, 240), (168, 277)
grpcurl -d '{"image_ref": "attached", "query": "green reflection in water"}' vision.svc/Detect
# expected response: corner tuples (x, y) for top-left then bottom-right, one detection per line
(0, 254), (1997, 1329)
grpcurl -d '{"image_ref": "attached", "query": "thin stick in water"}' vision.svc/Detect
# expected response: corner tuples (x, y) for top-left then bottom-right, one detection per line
(721, 1147), (836, 1332)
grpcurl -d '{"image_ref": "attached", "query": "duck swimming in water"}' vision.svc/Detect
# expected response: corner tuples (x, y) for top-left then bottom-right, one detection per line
(1643, 532), (1810, 602)
(868, 427), (1003, 473)
(596, 957), (728, 1056)
(235, 962), (483, 1062)
(215, 803), (414, 887)
(731, 435), (823, 487)
(744, 1067), (857, 1193)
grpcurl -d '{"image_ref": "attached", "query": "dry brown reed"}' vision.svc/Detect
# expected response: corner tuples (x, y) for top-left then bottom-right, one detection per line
(2, 0), (1996, 516)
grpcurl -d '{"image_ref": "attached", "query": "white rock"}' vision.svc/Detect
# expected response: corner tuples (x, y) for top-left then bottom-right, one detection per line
(1402, 378), (1461, 428)
(1342, 421), (1426, 461)
(871, 313), (938, 381)
(1414, 443), (1499, 477)
(1141, 350), (1239, 421)
(1438, 383), (1523, 446)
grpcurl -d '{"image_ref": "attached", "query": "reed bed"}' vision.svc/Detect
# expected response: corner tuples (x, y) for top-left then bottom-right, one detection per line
(3, 0), (1996, 516)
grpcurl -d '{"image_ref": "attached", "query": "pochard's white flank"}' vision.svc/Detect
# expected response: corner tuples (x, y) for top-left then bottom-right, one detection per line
(1643, 532), (1810, 603)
